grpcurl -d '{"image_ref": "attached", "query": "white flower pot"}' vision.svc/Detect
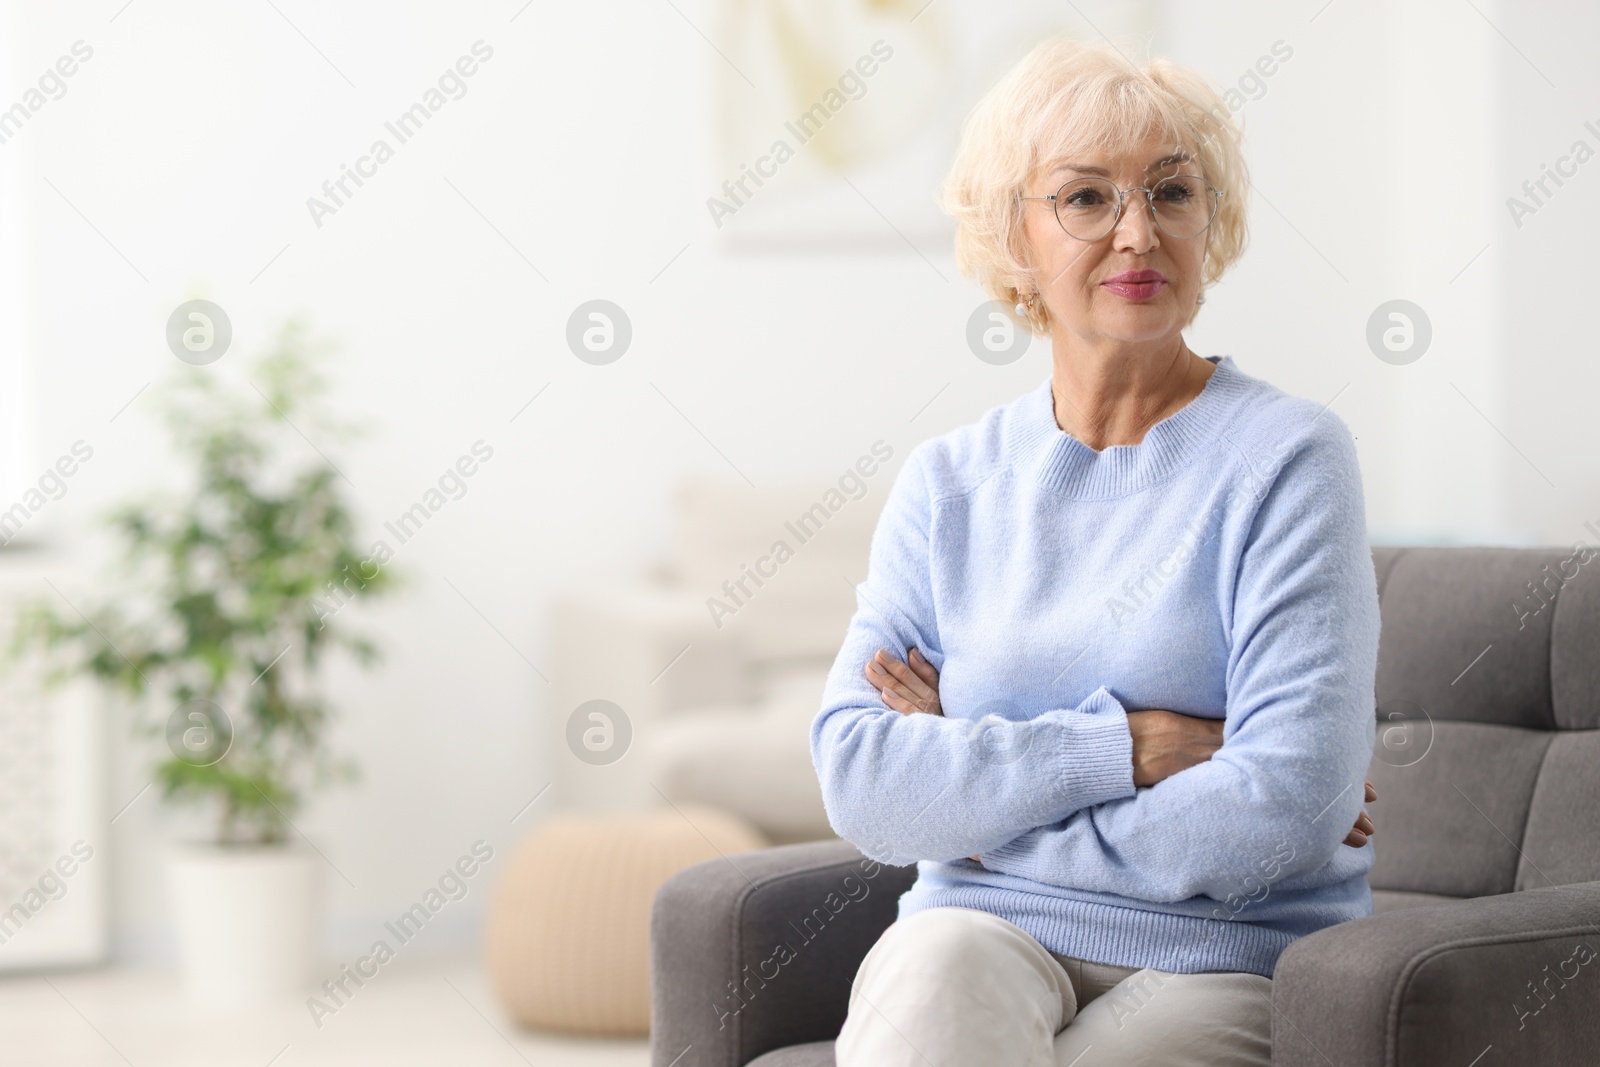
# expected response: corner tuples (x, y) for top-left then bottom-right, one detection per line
(167, 845), (322, 1004)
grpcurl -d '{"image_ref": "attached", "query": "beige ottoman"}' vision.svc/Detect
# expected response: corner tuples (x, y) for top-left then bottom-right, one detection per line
(485, 804), (768, 1035)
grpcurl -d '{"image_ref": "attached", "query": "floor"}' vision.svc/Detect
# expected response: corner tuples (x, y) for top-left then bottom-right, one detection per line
(0, 953), (653, 1066)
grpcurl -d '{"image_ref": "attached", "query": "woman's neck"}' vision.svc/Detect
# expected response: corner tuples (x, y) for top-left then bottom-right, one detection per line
(1048, 334), (1215, 451)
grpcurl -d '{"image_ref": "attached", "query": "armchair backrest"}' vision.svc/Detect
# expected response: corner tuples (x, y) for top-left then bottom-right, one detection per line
(1367, 545), (1600, 898)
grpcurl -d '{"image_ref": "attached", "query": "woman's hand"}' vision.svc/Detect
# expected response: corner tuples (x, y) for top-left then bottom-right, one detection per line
(1124, 713), (1376, 847)
(1128, 711), (1377, 847)
(865, 647), (942, 716)
(1126, 709), (1224, 787)
(1343, 781), (1377, 848)
(866, 649), (977, 861)
(863, 650), (1376, 852)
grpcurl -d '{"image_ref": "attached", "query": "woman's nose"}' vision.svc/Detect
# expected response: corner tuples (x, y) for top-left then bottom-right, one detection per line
(1111, 190), (1160, 252)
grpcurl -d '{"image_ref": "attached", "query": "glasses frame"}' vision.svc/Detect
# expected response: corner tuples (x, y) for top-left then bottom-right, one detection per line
(1020, 173), (1223, 242)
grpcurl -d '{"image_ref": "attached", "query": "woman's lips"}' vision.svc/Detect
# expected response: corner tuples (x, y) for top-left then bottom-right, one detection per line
(1101, 270), (1168, 301)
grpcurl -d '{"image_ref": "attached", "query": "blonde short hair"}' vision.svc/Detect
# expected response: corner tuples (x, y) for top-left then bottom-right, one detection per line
(941, 37), (1249, 334)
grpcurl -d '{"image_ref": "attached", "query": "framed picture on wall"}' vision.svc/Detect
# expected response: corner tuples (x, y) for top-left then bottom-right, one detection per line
(706, 0), (1158, 253)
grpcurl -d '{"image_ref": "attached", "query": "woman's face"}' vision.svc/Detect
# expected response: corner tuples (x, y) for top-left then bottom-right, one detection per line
(1021, 133), (1209, 349)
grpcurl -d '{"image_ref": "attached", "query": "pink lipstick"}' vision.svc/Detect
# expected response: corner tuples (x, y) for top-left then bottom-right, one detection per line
(1101, 269), (1168, 301)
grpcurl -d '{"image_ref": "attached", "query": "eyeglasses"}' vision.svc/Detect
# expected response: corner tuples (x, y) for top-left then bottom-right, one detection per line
(1020, 174), (1222, 242)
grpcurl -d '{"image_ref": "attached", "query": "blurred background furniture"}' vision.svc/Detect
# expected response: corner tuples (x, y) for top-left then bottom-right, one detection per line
(650, 545), (1600, 1066)
(547, 474), (883, 844)
(485, 804), (766, 1036)
(488, 474), (879, 1042)
(0, 560), (108, 972)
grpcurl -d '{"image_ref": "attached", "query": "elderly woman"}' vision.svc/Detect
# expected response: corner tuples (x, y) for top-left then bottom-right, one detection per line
(810, 37), (1380, 1067)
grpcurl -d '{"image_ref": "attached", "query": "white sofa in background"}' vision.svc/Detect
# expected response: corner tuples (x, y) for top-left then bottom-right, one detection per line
(547, 472), (886, 843)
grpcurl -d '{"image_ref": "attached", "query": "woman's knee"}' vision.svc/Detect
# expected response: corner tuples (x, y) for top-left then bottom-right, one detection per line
(855, 907), (1073, 1015)
(843, 908), (1076, 1067)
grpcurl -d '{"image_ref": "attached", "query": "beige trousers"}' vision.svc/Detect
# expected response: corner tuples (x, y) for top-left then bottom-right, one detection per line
(835, 906), (1273, 1067)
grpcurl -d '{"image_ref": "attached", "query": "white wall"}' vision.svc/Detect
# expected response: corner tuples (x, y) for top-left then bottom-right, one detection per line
(2, 0), (1590, 963)
(1492, 4), (1600, 542)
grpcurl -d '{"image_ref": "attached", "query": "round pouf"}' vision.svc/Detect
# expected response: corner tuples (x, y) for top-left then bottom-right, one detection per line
(485, 804), (768, 1035)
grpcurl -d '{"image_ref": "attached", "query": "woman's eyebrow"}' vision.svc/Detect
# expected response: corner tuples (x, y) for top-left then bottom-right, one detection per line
(1051, 162), (1111, 177)
(1049, 152), (1194, 178)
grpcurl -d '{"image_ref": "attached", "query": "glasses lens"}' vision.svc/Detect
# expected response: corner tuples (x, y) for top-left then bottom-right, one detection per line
(1053, 178), (1120, 241)
(1149, 175), (1218, 239)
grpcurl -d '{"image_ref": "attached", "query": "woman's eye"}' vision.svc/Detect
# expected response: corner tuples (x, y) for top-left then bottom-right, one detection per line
(1064, 191), (1105, 206)
(1155, 184), (1194, 202)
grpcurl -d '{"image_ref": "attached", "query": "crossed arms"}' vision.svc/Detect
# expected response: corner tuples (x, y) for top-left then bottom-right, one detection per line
(809, 423), (1381, 903)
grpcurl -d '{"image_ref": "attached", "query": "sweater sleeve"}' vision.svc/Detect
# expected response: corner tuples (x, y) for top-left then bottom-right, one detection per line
(810, 443), (1138, 867)
(978, 415), (1380, 902)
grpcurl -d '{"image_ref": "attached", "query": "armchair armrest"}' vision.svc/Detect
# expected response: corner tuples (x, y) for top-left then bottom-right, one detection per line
(1271, 880), (1600, 1067)
(650, 839), (917, 1067)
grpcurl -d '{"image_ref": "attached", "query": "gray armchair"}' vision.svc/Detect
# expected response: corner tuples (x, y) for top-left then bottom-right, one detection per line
(651, 546), (1600, 1066)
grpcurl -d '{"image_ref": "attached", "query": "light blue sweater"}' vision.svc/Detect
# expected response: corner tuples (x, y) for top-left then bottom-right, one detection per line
(810, 356), (1380, 979)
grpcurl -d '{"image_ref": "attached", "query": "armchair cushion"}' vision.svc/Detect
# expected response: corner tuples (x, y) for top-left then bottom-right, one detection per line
(746, 1042), (835, 1067)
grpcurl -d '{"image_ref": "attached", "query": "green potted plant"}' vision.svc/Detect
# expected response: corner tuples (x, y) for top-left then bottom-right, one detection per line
(11, 321), (394, 1002)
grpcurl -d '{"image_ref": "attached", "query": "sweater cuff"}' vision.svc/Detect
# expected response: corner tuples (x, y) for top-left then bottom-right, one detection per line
(1052, 685), (1136, 814)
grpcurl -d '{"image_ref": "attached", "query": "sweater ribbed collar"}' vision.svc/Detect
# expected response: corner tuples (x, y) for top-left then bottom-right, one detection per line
(1004, 355), (1251, 499)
